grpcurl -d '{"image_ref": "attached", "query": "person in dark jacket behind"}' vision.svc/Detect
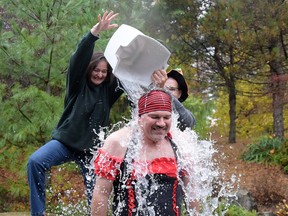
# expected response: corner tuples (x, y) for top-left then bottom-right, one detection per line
(152, 68), (196, 131)
(27, 11), (123, 216)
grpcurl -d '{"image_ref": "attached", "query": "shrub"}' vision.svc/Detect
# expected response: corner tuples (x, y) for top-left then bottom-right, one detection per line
(224, 204), (257, 216)
(241, 137), (288, 173)
(214, 203), (257, 216)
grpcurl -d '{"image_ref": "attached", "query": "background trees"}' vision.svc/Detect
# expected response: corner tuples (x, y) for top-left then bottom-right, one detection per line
(0, 0), (287, 212)
(144, 0), (288, 142)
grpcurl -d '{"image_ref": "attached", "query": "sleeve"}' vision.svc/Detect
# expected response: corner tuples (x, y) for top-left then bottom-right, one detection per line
(173, 98), (196, 131)
(65, 32), (99, 101)
(94, 149), (122, 180)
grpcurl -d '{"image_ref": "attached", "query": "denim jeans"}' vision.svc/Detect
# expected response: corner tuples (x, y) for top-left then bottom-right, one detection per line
(27, 139), (95, 216)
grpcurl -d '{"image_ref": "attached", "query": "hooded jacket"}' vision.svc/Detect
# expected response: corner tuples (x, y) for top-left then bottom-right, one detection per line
(52, 32), (123, 154)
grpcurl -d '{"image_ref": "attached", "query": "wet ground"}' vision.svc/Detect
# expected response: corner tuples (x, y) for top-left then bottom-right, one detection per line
(0, 213), (58, 215)
(213, 136), (288, 213)
(0, 213), (29, 216)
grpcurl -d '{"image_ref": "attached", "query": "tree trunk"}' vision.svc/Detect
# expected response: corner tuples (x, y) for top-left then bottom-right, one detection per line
(270, 65), (285, 139)
(272, 89), (284, 138)
(228, 82), (237, 143)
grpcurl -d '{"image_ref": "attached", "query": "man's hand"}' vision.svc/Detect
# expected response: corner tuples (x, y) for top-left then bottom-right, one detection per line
(151, 69), (168, 88)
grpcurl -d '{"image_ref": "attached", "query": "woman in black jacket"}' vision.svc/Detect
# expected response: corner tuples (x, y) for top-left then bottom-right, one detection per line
(27, 11), (122, 216)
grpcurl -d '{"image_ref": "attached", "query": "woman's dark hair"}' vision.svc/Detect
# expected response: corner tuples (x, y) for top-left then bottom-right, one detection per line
(86, 52), (114, 84)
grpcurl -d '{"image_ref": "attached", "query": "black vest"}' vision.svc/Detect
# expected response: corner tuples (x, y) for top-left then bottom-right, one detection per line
(112, 138), (184, 216)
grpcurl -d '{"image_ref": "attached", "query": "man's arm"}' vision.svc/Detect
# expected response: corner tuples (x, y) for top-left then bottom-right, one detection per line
(91, 177), (113, 216)
(91, 127), (129, 215)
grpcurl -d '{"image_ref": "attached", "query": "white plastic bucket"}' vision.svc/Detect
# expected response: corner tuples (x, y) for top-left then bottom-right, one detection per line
(104, 24), (171, 87)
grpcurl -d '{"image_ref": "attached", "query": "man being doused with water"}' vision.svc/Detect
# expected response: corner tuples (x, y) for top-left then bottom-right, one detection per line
(91, 89), (200, 215)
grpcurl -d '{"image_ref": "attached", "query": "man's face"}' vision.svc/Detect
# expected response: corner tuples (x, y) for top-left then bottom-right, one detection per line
(139, 110), (172, 142)
(165, 78), (182, 99)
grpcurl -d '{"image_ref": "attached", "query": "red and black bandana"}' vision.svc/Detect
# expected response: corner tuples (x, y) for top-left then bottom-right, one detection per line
(138, 90), (172, 116)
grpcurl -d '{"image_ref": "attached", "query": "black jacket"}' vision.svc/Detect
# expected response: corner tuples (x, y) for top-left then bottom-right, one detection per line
(52, 32), (123, 153)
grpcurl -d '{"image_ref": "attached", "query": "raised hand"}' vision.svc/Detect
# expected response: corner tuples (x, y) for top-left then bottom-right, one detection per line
(91, 11), (119, 36)
(151, 69), (168, 88)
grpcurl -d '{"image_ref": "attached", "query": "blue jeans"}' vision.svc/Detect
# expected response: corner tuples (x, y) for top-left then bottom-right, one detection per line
(27, 139), (95, 216)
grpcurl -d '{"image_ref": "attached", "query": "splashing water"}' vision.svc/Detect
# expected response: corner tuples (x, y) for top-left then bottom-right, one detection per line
(145, 81), (239, 214)
(47, 76), (239, 216)
(114, 120), (238, 215)
(88, 80), (239, 215)
(45, 163), (90, 215)
(118, 78), (149, 105)
(122, 79), (239, 215)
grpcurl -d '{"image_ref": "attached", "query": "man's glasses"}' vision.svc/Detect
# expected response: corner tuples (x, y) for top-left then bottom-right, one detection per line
(165, 86), (179, 92)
